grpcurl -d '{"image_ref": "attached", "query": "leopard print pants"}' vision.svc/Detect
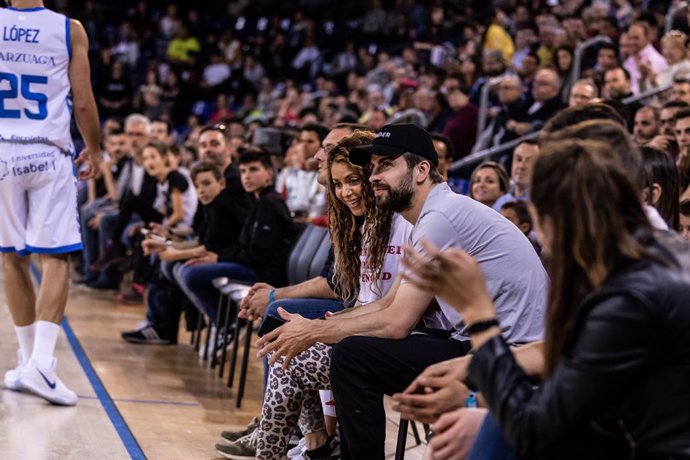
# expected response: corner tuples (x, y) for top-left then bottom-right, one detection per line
(256, 342), (333, 460)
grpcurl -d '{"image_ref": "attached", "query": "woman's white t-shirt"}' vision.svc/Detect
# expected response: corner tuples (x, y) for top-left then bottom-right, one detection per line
(358, 214), (413, 305)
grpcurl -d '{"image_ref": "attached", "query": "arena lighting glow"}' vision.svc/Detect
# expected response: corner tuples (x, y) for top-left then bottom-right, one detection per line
(257, 17), (268, 31)
(235, 16), (246, 31)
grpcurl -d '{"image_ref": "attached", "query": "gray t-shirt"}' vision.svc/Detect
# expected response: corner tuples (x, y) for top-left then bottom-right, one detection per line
(403, 182), (547, 344)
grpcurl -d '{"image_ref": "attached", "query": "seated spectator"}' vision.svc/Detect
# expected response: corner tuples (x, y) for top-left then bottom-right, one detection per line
(166, 23), (200, 67)
(672, 77), (690, 105)
(494, 139), (539, 210)
(430, 133), (454, 180)
(116, 143), (197, 305)
(640, 146), (680, 230)
(623, 20), (668, 95)
(143, 143), (197, 232)
(150, 119), (174, 146)
(219, 130), (408, 459)
(595, 42), (620, 77)
(276, 124), (329, 222)
(648, 100), (689, 157)
(174, 150), (294, 323)
(473, 74), (525, 151)
(483, 9), (514, 62)
(500, 200), (540, 254)
(568, 79), (598, 108)
(469, 161), (510, 210)
(640, 30), (690, 92)
(80, 128), (131, 285)
(121, 160), (246, 344)
(91, 114), (157, 287)
(97, 60), (132, 119)
(554, 45), (574, 100)
(402, 135), (690, 460)
(255, 124), (547, 459)
(507, 68), (566, 137)
(633, 106), (660, 145)
(441, 87), (478, 159)
(201, 52), (231, 89)
(680, 200), (690, 241)
(673, 108), (690, 162)
(604, 66), (641, 129)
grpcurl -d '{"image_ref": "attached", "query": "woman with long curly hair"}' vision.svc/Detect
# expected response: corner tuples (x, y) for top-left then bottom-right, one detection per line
(220, 130), (412, 459)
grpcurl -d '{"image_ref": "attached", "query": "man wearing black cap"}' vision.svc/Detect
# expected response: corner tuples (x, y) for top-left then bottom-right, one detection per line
(256, 124), (548, 459)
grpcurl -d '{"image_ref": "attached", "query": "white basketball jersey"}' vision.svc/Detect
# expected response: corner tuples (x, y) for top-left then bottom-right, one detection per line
(0, 7), (73, 154)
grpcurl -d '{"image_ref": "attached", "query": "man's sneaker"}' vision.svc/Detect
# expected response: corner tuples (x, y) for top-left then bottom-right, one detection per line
(3, 350), (25, 391)
(215, 431), (257, 459)
(220, 416), (260, 443)
(304, 435), (340, 460)
(16, 358), (78, 406)
(121, 325), (176, 345)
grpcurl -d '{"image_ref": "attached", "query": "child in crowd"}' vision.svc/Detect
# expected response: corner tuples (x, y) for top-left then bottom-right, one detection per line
(172, 150), (294, 324)
(500, 200), (540, 254)
(122, 160), (246, 343)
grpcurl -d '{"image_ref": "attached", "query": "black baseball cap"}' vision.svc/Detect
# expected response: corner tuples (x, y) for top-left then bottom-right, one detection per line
(349, 123), (439, 166)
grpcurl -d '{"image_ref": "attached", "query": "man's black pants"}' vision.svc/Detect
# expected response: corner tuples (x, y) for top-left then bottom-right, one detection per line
(330, 334), (471, 460)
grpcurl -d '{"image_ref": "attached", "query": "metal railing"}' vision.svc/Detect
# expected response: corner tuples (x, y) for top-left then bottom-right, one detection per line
(666, 1), (688, 34)
(451, 82), (673, 176)
(449, 131), (539, 175)
(622, 82), (673, 105)
(476, 77), (504, 136)
(570, 35), (613, 89)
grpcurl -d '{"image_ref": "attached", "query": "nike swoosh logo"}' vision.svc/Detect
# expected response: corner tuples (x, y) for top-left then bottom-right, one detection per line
(37, 369), (56, 389)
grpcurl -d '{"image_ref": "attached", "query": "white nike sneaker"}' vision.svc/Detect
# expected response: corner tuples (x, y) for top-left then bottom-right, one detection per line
(3, 350), (25, 391)
(17, 358), (78, 406)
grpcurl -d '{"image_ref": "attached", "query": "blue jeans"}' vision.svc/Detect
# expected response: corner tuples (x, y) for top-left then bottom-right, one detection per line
(143, 261), (182, 336)
(261, 297), (344, 393)
(173, 262), (257, 321)
(468, 413), (517, 460)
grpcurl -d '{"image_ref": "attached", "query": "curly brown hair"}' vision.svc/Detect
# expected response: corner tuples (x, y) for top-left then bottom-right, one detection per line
(327, 130), (394, 301)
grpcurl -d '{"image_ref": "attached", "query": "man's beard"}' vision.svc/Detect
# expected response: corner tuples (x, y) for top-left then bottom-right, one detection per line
(375, 170), (414, 212)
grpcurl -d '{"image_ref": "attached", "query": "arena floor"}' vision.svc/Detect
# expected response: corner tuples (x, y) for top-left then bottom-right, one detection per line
(0, 260), (425, 459)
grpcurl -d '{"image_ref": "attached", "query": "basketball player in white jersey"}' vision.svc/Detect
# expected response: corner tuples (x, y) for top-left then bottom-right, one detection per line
(0, 0), (100, 405)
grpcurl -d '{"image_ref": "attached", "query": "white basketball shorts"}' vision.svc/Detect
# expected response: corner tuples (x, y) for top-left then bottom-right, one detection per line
(0, 144), (82, 256)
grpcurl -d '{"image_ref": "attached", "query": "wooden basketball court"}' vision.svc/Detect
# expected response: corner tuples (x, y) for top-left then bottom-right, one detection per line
(0, 262), (426, 459)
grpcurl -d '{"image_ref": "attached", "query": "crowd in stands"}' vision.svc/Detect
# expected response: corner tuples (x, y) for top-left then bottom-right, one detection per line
(58, 0), (690, 458)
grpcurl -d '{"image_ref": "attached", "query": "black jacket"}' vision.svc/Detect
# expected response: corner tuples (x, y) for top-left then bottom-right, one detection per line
(469, 237), (690, 460)
(195, 187), (249, 255)
(217, 187), (294, 286)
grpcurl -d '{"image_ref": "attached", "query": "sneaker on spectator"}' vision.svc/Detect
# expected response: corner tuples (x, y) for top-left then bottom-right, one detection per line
(220, 416), (260, 443)
(4, 350), (25, 391)
(121, 325), (176, 345)
(304, 435), (340, 460)
(287, 437), (307, 459)
(117, 283), (145, 305)
(17, 358), (78, 406)
(91, 240), (124, 272)
(215, 431), (257, 459)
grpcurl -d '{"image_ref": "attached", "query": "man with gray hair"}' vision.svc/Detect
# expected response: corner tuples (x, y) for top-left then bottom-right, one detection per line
(506, 68), (566, 137)
(473, 73), (526, 151)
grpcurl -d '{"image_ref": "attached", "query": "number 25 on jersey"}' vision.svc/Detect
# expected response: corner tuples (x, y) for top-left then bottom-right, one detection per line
(0, 72), (48, 120)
